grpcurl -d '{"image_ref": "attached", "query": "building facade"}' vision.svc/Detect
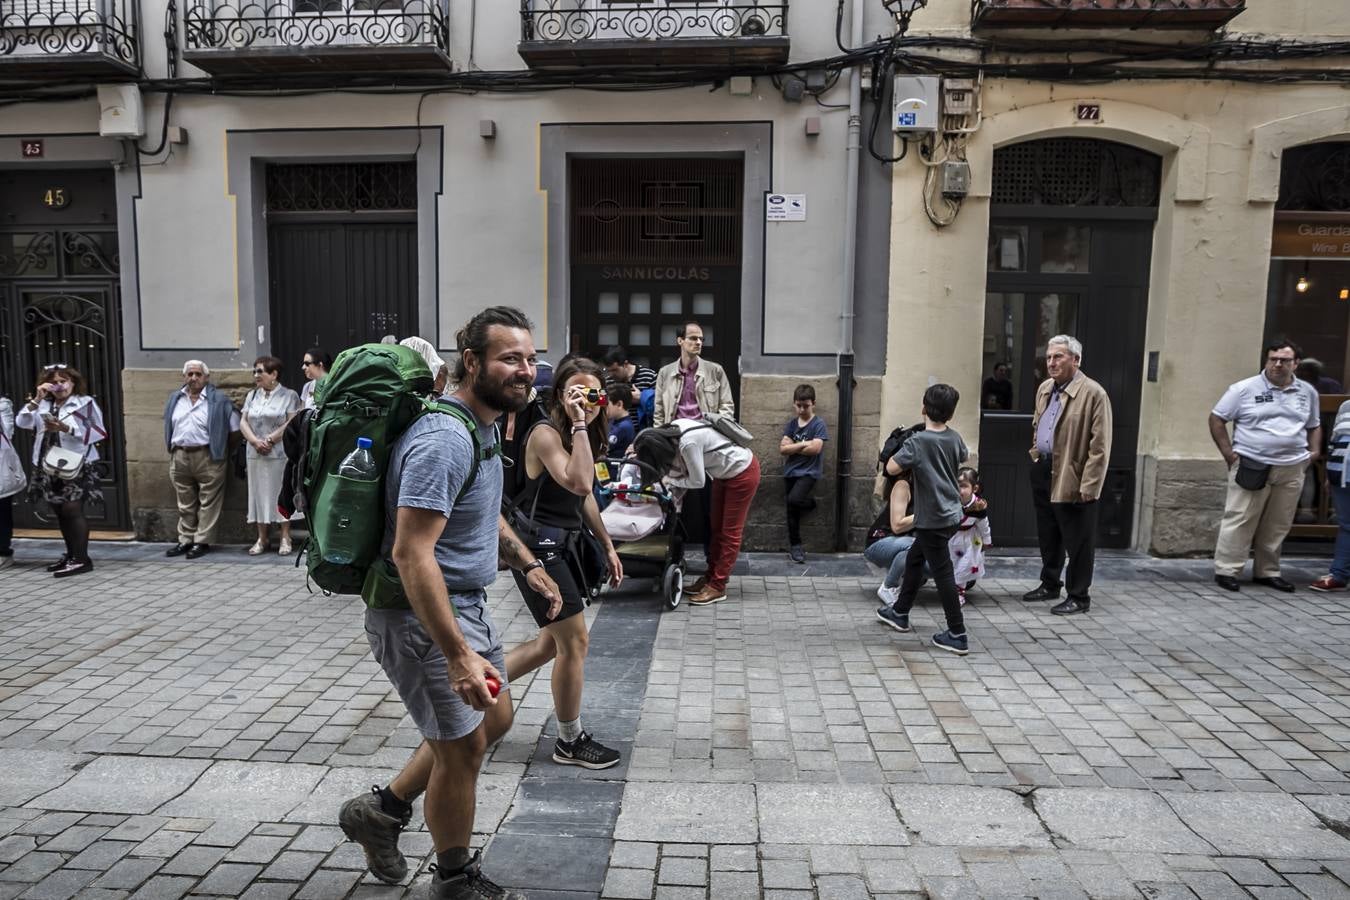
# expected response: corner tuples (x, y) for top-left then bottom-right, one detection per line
(2, 0), (1346, 556)
(0, 0), (896, 546)
(885, 0), (1350, 556)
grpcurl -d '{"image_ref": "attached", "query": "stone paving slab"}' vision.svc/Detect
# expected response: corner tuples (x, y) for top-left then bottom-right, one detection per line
(27, 757), (211, 815)
(1166, 793), (1350, 859)
(1035, 788), (1216, 854)
(613, 783), (758, 844)
(891, 785), (1051, 849)
(0, 751), (90, 808)
(156, 761), (327, 821)
(758, 784), (908, 846)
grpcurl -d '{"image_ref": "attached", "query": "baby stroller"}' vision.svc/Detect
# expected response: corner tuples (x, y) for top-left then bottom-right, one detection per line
(597, 457), (687, 609)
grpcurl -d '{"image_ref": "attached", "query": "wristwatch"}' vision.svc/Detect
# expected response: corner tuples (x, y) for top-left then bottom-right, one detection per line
(522, 559), (545, 575)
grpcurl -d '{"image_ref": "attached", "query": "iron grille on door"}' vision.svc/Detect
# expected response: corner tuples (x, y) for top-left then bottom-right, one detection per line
(991, 138), (1161, 208)
(570, 157), (743, 265)
(265, 161), (417, 213)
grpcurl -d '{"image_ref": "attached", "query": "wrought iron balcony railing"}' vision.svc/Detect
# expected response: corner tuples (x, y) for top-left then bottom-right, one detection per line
(972, 0), (1245, 29)
(519, 0), (790, 69)
(0, 0), (139, 74)
(183, 0), (451, 73)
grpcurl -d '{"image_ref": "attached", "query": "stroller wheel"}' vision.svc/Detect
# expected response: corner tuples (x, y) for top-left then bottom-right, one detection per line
(663, 565), (683, 610)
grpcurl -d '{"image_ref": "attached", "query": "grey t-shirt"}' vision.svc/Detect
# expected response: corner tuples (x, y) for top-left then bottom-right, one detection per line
(894, 427), (967, 530)
(381, 399), (502, 602)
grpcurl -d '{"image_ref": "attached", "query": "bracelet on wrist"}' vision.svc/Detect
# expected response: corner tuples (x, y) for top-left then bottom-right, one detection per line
(521, 559), (544, 575)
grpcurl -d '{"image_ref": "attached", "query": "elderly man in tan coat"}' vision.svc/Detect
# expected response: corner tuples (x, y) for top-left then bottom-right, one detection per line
(1022, 335), (1113, 616)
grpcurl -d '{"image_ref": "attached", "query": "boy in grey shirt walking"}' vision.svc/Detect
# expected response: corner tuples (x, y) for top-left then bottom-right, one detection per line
(876, 383), (972, 655)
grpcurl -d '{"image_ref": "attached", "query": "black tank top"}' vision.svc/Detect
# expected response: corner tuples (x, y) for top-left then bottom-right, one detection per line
(513, 420), (586, 530)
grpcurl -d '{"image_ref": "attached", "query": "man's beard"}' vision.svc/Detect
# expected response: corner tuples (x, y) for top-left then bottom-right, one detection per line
(473, 367), (532, 413)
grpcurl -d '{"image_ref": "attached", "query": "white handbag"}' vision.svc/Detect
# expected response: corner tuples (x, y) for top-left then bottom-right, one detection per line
(42, 445), (86, 481)
(0, 434), (24, 498)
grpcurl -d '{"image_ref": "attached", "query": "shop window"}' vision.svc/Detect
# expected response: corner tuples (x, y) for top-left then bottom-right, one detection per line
(1267, 142), (1350, 392)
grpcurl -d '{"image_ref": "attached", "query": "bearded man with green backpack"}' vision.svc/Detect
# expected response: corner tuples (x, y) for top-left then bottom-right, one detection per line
(314, 307), (558, 900)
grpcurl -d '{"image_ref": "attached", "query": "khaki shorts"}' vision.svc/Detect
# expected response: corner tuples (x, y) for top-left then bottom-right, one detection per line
(363, 591), (506, 742)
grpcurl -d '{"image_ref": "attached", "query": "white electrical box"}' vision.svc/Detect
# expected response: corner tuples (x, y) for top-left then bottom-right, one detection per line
(942, 78), (975, 117)
(97, 84), (145, 138)
(892, 75), (940, 135)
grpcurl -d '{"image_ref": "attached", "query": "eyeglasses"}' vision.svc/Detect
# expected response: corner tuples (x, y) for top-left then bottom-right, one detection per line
(185, 372), (206, 378)
(1267, 357), (1296, 365)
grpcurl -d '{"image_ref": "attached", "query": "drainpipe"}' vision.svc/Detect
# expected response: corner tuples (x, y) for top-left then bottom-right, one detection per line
(833, 0), (865, 552)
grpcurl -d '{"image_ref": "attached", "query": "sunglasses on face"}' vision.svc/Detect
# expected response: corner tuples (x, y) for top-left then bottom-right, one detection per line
(301, 360), (314, 367)
(253, 368), (267, 375)
(43, 363), (69, 371)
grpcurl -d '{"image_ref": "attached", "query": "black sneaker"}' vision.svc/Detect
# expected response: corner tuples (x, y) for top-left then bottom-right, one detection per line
(875, 605), (911, 633)
(552, 731), (621, 770)
(338, 786), (410, 884)
(789, 544), (806, 564)
(931, 630), (969, 656)
(430, 852), (526, 899)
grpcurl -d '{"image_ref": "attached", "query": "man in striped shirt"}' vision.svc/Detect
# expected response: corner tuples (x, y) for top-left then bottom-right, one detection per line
(604, 346), (657, 428)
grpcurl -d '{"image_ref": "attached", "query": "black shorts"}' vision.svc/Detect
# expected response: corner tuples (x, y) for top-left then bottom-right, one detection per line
(512, 548), (587, 629)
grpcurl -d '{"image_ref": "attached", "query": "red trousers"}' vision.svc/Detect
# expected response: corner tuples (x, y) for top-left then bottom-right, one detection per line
(706, 455), (761, 592)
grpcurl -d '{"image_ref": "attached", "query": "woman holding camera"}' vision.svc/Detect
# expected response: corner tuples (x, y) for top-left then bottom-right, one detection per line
(502, 356), (625, 770)
(16, 364), (106, 578)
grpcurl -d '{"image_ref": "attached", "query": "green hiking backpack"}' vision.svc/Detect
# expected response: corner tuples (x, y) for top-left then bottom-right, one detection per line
(299, 342), (487, 607)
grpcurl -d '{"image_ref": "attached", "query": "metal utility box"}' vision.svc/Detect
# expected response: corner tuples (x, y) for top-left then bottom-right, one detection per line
(892, 75), (940, 136)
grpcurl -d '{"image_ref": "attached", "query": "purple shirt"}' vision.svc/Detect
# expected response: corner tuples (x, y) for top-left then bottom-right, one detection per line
(676, 358), (701, 421)
(1034, 373), (1079, 456)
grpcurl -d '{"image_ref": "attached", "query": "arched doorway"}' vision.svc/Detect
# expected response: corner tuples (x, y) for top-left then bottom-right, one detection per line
(978, 137), (1160, 547)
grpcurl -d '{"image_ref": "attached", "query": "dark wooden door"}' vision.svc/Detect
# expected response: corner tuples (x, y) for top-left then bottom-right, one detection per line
(267, 219), (418, 388)
(571, 264), (741, 400)
(0, 210), (129, 533)
(569, 156), (744, 407)
(978, 218), (1153, 548)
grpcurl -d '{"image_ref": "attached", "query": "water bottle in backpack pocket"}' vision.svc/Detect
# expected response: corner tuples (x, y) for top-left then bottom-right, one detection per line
(320, 437), (380, 565)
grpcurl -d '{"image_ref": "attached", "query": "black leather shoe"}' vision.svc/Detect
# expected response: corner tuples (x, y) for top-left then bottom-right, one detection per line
(166, 543), (192, 557)
(45, 555), (70, 573)
(1253, 576), (1296, 593)
(1022, 585), (1060, 602)
(185, 543), (211, 559)
(1051, 598), (1089, 616)
(1214, 575), (1241, 592)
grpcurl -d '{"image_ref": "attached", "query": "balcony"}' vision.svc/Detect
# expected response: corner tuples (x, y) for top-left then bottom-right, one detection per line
(182, 0), (451, 74)
(519, 1), (789, 69)
(972, 0), (1245, 30)
(0, 0), (139, 77)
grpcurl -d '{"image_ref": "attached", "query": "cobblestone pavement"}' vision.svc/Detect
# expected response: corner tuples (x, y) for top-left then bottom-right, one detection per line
(2, 540), (1350, 899)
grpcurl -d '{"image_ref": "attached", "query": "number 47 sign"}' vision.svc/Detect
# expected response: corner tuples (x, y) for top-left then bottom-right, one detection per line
(1075, 103), (1102, 122)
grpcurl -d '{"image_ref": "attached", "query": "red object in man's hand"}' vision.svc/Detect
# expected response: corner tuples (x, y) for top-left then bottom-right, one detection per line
(484, 676), (501, 698)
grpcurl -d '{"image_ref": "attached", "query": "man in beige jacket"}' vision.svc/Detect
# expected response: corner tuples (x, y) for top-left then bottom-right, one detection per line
(653, 321), (735, 427)
(1022, 335), (1113, 616)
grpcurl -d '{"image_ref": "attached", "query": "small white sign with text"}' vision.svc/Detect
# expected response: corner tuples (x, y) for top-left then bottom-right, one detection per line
(766, 193), (806, 222)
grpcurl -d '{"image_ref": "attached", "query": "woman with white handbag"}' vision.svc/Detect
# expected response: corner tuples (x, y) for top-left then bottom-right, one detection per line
(0, 394), (23, 570)
(15, 364), (107, 578)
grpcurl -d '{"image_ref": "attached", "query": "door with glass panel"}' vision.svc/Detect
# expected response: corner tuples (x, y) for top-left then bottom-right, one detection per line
(572, 267), (740, 400)
(979, 218), (1153, 547)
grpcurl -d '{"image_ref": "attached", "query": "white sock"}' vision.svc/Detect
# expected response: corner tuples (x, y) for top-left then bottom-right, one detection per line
(558, 717), (583, 743)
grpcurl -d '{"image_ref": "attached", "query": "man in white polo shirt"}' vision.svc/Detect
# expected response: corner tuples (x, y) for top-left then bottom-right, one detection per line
(1208, 338), (1322, 593)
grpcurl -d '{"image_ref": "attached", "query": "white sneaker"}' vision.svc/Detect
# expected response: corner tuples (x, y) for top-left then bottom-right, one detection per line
(876, 583), (899, 606)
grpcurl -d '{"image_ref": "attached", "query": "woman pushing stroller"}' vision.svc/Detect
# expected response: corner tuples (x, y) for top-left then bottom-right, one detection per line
(632, 420), (761, 606)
